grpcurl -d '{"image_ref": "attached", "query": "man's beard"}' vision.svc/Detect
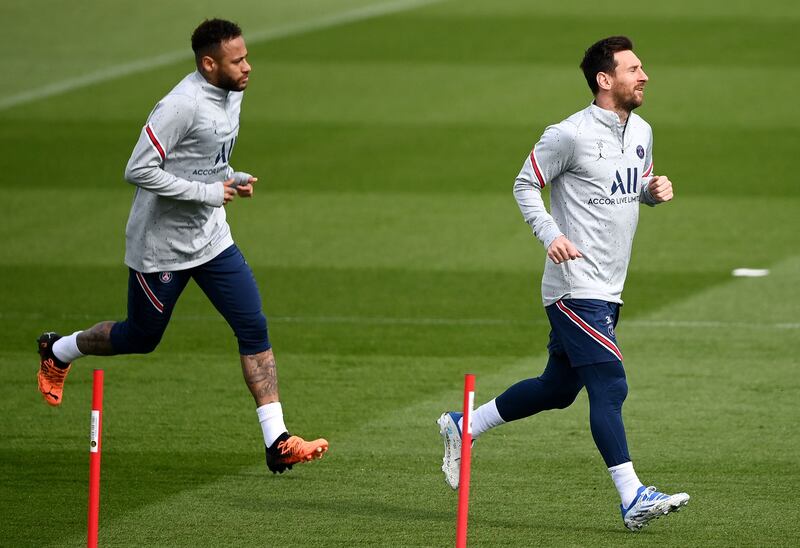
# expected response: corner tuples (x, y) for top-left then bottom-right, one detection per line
(612, 87), (643, 112)
(217, 72), (247, 92)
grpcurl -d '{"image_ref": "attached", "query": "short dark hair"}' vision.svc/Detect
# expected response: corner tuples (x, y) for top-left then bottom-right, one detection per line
(580, 36), (634, 95)
(191, 18), (242, 65)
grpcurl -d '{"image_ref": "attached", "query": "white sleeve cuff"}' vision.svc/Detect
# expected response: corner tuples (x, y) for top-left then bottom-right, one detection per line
(204, 181), (226, 207)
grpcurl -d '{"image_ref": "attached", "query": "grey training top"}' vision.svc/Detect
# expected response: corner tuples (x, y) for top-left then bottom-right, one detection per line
(514, 103), (659, 306)
(123, 71), (247, 273)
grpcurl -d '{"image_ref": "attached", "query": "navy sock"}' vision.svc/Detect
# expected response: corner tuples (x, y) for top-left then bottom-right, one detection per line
(575, 360), (631, 467)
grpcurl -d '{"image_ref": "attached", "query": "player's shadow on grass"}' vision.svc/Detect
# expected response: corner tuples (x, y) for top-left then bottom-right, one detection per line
(242, 495), (635, 537)
(471, 514), (631, 536)
(248, 496), (454, 524)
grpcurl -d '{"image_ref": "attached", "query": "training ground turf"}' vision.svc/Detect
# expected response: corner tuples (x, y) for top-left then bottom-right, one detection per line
(1, 0), (799, 545)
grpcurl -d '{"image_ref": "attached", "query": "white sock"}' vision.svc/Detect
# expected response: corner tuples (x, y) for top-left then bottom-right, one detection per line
(52, 331), (85, 364)
(458, 398), (505, 439)
(609, 461), (644, 508)
(256, 402), (287, 448)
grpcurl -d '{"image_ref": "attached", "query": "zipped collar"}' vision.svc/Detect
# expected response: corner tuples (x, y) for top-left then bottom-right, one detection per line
(589, 102), (631, 152)
(192, 71), (232, 103)
(589, 101), (628, 129)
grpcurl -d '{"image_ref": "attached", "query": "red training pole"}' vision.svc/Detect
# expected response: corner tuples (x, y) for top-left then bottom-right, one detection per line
(455, 373), (475, 548)
(88, 369), (104, 548)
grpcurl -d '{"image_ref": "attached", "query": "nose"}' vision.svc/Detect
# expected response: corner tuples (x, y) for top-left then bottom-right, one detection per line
(640, 68), (648, 82)
(242, 60), (251, 74)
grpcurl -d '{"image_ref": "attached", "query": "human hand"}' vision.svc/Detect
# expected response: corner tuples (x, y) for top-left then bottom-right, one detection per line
(234, 176), (257, 198)
(648, 175), (673, 203)
(222, 176), (258, 203)
(222, 179), (238, 204)
(547, 235), (583, 265)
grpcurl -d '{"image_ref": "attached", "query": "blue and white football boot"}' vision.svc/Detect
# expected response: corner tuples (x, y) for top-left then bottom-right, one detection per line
(621, 485), (690, 531)
(437, 411), (465, 490)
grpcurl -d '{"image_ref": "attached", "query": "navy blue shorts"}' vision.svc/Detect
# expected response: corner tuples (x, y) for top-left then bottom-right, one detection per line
(110, 244), (270, 356)
(545, 299), (623, 367)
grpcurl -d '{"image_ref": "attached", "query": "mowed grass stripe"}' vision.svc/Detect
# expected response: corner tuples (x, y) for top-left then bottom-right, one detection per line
(6, 59), (800, 132)
(3, 113), (800, 197)
(0, 0), (447, 110)
(1, 0), (394, 101)
(3, 191), (796, 273)
(254, 62), (800, 130)
(429, 0), (800, 19)
(4, 312), (799, 331)
(261, 11), (799, 67)
(7, 0), (789, 107)
(0, 263), (724, 360)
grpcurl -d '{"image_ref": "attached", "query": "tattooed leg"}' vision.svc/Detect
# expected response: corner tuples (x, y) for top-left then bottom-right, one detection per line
(76, 321), (117, 356)
(240, 349), (280, 406)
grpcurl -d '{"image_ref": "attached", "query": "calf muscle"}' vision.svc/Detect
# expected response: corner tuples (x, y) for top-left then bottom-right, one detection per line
(241, 349), (280, 406)
(76, 321), (117, 355)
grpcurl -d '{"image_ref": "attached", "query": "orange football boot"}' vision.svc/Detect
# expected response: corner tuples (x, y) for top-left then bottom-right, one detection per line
(266, 433), (328, 474)
(37, 332), (72, 406)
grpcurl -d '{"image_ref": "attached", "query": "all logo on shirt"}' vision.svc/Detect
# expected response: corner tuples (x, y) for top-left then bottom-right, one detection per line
(159, 272), (173, 283)
(586, 168), (640, 206)
(214, 136), (237, 165)
(636, 145), (645, 159)
(611, 168), (639, 196)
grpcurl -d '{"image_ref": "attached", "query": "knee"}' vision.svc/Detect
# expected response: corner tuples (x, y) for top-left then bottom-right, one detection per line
(579, 360), (628, 406)
(235, 312), (270, 355)
(125, 331), (161, 354)
(110, 322), (162, 354)
(607, 375), (628, 405)
(135, 335), (161, 354)
(551, 381), (583, 409)
(588, 369), (628, 409)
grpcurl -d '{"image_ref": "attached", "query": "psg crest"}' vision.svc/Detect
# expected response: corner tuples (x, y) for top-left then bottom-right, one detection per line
(605, 315), (616, 338)
(636, 145), (645, 159)
(159, 272), (173, 283)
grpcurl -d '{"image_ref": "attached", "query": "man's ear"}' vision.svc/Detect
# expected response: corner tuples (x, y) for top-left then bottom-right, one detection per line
(596, 71), (613, 92)
(200, 55), (216, 75)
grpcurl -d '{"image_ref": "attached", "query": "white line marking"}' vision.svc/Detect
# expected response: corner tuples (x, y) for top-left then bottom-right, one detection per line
(281, 316), (800, 330)
(275, 315), (535, 326)
(0, 0), (443, 111)
(732, 268), (770, 277)
(6, 312), (798, 330)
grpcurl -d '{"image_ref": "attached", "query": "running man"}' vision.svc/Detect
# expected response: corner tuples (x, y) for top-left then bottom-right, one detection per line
(37, 18), (327, 474)
(437, 36), (689, 530)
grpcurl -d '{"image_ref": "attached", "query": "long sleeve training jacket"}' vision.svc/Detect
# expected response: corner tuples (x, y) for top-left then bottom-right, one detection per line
(123, 71), (243, 273)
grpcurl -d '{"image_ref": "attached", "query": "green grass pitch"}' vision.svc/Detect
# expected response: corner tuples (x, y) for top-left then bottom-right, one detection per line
(1, 0), (799, 545)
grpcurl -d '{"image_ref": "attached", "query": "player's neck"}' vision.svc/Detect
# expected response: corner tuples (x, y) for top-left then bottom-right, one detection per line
(594, 96), (630, 125)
